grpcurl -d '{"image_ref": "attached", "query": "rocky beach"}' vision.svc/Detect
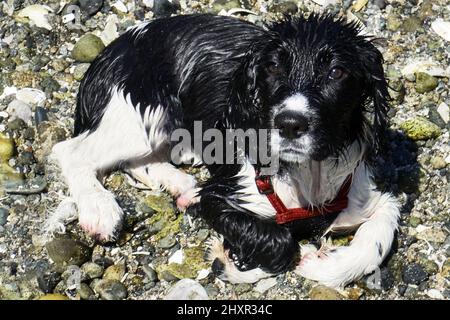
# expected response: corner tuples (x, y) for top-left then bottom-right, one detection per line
(0, 0), (449, 300)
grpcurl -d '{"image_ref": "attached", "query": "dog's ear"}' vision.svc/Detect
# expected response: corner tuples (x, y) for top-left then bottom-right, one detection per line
(358, 40), (390, 152)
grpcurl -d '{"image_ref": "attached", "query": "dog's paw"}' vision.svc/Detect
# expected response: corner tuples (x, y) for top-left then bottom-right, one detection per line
(176, 187), (201, 210)
(206, 237), (272, 284)
(166, 173), (197, 197)
(77, 191), (123, 241)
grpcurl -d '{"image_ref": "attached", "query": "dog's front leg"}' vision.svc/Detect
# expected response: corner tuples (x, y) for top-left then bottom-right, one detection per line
(296, 163), (400, 288)
(197, 194), (300, 283)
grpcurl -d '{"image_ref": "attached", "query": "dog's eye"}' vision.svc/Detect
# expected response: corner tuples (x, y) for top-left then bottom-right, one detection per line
(267, 63), (283, 76)
(328, 67), (347, 80)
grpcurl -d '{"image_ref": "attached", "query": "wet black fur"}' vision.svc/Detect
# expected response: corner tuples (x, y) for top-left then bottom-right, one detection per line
(75, 14), (389, 276)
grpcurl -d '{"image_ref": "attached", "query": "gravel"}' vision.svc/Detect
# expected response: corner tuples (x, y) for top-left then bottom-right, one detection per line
(0, 0), (449, 300)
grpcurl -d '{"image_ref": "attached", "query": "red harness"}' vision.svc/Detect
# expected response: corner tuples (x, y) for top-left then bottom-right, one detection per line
(255, 173), (352, 224)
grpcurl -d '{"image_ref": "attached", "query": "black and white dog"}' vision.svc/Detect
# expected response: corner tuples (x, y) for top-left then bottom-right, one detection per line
(52, 14), (400, 288)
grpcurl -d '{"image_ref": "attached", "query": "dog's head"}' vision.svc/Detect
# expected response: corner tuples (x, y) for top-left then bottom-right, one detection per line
(237, 14), (389, 163)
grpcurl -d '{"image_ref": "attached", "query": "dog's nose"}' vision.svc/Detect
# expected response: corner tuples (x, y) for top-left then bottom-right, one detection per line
(274, 111), (309, 139)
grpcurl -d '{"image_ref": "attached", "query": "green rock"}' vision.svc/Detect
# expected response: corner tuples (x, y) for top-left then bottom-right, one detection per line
(400, 117), (441, 141)
(386, 14), (402, 31)
(388, 78), (405, 104)
(0, 134), (14, 162)
(103, 264), (126, 281)
(420, 259), (439, 275)
(441, 259), (450, 279)
(94, 279), (127, 300)
(401, 16), (423, 33)
(408, 216), (422, 228)
(0, 163), (24, 192)
(73, 63), (90, 81)
(271, 1), (298, 15)
(309, 285), (344, 300)
(46, 238), (91, 269)
(78, 283), (95, 300)
(81, 262), (104, 280)
(157, 234), (177, 249)
(156, 246), (209, 280)
(72, 34), (105, 63)
(414, 72), (438, 93)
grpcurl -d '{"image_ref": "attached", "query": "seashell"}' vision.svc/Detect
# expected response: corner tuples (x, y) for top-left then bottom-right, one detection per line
(17, 4), (54, 31)
(431, 19), (450, 42)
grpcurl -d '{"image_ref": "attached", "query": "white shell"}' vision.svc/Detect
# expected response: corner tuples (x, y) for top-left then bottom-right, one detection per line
(16, 88), (46, 106)
(164, 279), (209, 300)
(17, 4), (53, 31)
(168, 249), (184, 264)
(401, 60), (450, 78)
(113, 1), (128, 13)
(431, 19), (450, 42)
(437, 102), (449, 124)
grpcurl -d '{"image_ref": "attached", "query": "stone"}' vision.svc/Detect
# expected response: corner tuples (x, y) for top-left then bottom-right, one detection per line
(0, 207), (9, 226)
(37, 272), (61, 294)
(401, 16), (423, 33)
(73, 63), (90, 81)
(157, 234), (177, 249)
(386, 14), (402, 31)
(414, 72), (439, 93)
(17, 4), (53, 31)
(416, 227), (447, 244)
(78, 282), (95, 300)
(402, 264), (428, 285)
(46, 238), (91, 269)
(81, 262), (104, 280)
(7, 99), (32, 123)
(373, 0), (386, 9)
(79, 0), (104, 16)
(38, 293), (69, 300)
(153, 0), (180, 17)
(16, 88), (46, 106)
(72, 34), (105, 63)
(430, 156), (447, 170)
(34, 107), (48, 125)
(271, 1), (298, 15)
(254, 278), (277, 294)
(436, 102), (449, 124)
(408, 216), (422, 228)
(309, 285), (344, 300)
(164, 279), (209, 300)
(94, 279), (127, 300)
(0, 134), (14, 162)
(103, 264), (126, 281)
(400, 117), (441, 141)
(156, 246), (209, 280)
(431, 19), (450, 42)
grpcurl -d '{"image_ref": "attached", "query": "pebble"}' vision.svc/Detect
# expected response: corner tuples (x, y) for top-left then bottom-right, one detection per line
(103, 264), (126, 281)
(436, 102), (449, 124)
(153, 0), (180, 17)
(79, 0), (104, 16)
(254, 278), (277, 294)
(38, 293), (69, 300)
(431, 19), (450, 42)
(7, 99), (32, 124)
(0, 207), (9, 226)
(73, 63), (91, 81)
(34, 107), (48, 125)
(309, 285), (344, 300)
(157, 235), (177, 249)
(164, 279), (209, 300)
(46, 238), (91, 269)
(37, 272), (61, 294)
(402, 264), (428, 285)
(72, 34), (105, 63)
(81, 262), (104, 280)
(373, 0), (386, 10)
(414, 72), (439, 93)
(15, 88), (46, 106)
(0, 134), (14, 162)
(17, 4), (53, 31)
(400, 117), (441, 141)
(430, 156), (447, 170)
(78, 282), (95, 300)
(416, 227), (447, 243)
(94, 279), (128, 300)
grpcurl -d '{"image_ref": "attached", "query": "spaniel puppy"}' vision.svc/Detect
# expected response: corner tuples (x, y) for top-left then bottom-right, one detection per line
(51, 14), (399, 288)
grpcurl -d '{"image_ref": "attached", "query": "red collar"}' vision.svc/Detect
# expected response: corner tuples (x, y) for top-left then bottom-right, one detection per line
(255, 172), (352, 224)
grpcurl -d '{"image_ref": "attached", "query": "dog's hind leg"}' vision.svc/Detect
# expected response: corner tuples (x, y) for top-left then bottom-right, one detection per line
(125, 163), (199, 209)
(296, 163), (400, 288)
(52, 89), (167, 240)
